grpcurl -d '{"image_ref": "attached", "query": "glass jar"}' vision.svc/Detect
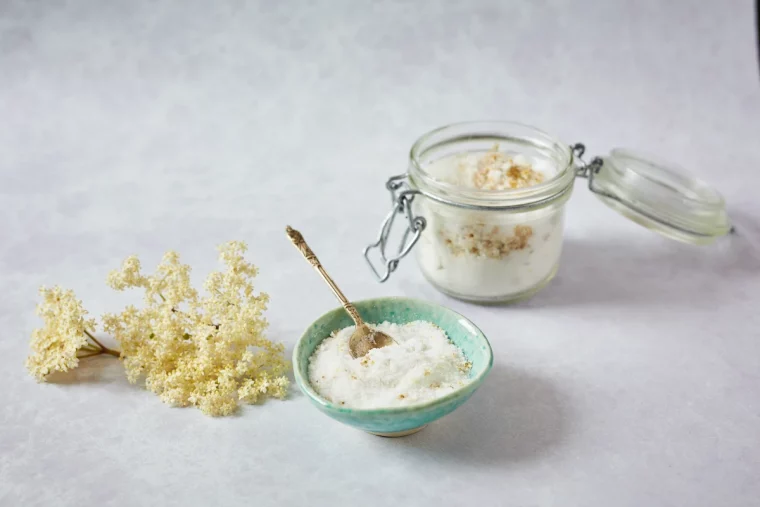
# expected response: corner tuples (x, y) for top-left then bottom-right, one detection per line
(364, 121), (732, 303)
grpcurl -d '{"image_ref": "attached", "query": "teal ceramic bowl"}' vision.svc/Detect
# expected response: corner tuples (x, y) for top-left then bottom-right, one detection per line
(293, 297), (493, 437)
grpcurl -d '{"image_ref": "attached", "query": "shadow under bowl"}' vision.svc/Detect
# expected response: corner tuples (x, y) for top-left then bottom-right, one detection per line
(292, 297), (494, 437)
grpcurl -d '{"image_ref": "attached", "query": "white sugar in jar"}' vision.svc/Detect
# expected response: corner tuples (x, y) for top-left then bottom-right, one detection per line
(364, 121), (732, 303)
(414, 147), (567, 301)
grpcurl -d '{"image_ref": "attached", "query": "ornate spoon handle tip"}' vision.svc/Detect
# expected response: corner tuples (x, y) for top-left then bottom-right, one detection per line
(285, 226), (364, 327)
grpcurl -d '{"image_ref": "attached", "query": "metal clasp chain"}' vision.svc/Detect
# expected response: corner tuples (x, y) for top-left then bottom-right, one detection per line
(572, 142), (626, 203)
(363, 175), (427, 282)
(572, 143), (604, 181)
(573, 142), (640, 211)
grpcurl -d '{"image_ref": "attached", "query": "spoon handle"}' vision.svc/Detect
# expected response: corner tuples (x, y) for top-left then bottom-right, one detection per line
(285, 226), (365, 328)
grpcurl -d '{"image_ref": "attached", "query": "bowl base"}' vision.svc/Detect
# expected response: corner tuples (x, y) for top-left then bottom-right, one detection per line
(368, 425), (427, 438)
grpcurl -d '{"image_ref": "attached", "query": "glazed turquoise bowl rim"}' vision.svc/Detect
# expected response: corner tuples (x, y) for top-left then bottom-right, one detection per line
(292, 296), (494, 416)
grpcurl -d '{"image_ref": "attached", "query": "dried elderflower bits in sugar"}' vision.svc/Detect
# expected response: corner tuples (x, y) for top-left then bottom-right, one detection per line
(456, 144), (545, 190)
(440, 224), (533, 259)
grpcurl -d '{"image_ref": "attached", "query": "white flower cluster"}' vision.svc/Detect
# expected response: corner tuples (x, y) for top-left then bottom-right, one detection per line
(26, 241), (289, 417)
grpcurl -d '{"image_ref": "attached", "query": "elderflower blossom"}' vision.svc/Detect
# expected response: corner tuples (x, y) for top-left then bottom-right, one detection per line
(26, 286), (97, 381)
(102, 241), (289, 416)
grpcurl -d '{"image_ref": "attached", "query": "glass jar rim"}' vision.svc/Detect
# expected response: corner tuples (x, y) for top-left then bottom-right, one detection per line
(408, 121), (575, 210)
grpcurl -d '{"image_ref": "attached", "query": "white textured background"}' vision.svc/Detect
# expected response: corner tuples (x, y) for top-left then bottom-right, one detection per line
(1, 1), (759, 506)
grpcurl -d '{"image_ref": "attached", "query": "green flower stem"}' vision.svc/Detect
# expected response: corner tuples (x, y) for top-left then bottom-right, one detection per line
(83, 329), (121, 358)
(77, 350), (105, 359)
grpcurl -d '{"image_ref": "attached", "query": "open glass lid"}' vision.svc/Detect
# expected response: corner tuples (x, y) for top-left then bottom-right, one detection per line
(574, 146), (732, 245)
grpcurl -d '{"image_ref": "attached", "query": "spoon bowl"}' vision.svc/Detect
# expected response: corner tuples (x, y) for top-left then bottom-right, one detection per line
(348, 325), (394, 358)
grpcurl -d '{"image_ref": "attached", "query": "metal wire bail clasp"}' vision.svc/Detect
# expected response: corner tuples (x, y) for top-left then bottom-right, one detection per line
(572, 143), (604, 186)
(572, 142), (637, 208)
(363, 175), (427, 282)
